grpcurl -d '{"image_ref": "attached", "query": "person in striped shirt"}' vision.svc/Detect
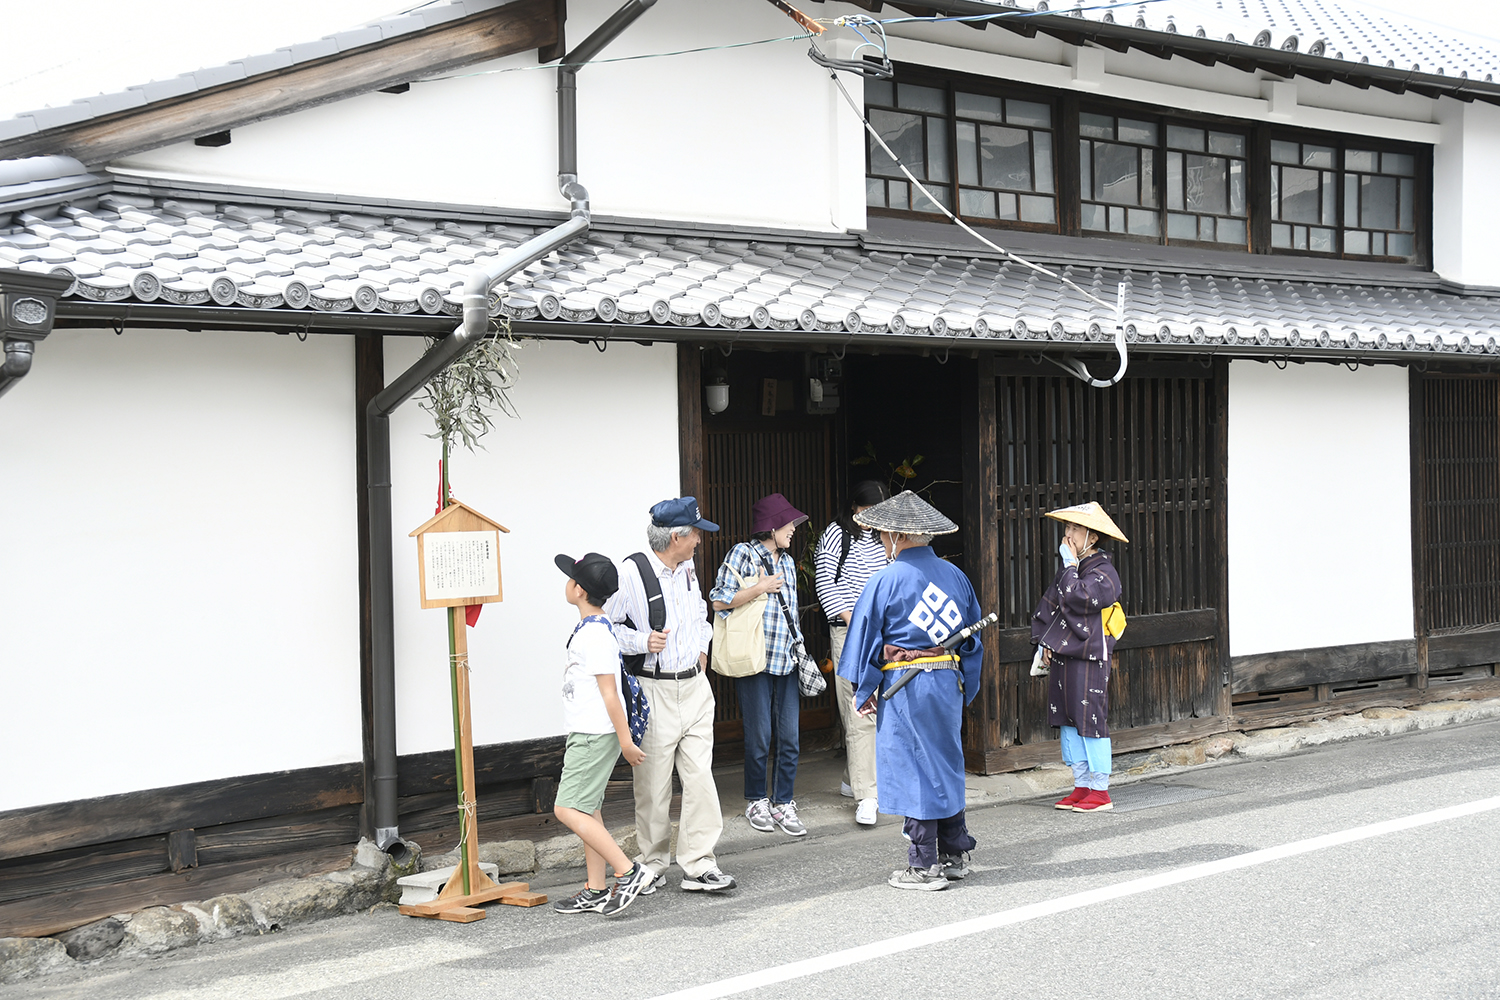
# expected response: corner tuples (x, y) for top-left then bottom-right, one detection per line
(813, 479), (891, 826)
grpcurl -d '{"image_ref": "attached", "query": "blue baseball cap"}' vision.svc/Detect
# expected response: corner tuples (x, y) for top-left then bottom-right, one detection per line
(650, 496), (718, 532)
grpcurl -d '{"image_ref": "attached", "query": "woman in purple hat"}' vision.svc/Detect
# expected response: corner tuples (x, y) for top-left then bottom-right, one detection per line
(710, 493), (811, 838)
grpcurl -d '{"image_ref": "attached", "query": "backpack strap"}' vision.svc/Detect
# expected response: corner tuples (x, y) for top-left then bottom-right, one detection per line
(626, 552), (667, 632)
(566, 615), (613, 649)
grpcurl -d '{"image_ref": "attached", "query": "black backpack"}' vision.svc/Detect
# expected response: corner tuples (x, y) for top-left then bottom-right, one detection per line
(619, 552), (667, 675)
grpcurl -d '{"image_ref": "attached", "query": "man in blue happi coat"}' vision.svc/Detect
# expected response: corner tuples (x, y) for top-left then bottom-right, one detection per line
(837, 491), (984, 891)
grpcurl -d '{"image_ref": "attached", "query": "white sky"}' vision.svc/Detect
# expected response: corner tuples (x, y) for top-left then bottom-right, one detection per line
(2, 0), (1500, 120)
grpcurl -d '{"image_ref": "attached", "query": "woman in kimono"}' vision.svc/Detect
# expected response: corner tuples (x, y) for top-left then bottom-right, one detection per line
(1031, 501), (1127, 813)
(837, 491), (984, 891)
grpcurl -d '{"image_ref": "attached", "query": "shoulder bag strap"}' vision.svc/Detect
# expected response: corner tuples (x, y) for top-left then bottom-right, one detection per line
(756, 549), (805, 645)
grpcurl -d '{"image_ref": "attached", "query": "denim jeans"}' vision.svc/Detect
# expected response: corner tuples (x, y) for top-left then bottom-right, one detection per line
(736, 671), (800, 803)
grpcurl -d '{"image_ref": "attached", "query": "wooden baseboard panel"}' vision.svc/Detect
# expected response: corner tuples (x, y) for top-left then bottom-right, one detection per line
(968, 715), (1230, 774)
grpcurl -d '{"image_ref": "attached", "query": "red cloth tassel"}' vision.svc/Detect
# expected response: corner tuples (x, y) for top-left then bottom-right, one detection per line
(465, 604), (482, 627)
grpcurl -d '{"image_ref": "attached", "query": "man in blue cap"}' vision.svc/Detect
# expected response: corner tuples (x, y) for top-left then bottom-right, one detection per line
(606, 497), (736, 893)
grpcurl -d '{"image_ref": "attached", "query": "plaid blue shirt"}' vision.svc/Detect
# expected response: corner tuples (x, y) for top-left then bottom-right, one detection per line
(710, 541), (801, 677)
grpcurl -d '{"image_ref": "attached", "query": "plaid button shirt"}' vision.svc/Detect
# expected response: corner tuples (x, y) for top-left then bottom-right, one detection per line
(710, 541), (801, 677)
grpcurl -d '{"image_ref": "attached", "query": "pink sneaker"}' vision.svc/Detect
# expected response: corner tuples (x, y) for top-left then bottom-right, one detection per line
(1071, 789), (1113, 812)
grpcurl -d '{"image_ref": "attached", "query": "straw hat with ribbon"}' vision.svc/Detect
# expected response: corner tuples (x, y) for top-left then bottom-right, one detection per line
(1044, 501), (1129, 543)
(854, 490), (959, 536)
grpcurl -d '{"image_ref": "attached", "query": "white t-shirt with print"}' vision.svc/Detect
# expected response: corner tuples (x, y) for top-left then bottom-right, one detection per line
(562, 618), (624, 736)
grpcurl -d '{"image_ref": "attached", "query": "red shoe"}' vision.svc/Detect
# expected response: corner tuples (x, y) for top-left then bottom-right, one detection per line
(1054, 787), (1089, 810)
(1071, 790), (1113, 812)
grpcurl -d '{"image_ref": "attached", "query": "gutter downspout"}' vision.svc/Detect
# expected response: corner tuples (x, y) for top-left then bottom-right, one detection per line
(366, 0), (658, 857)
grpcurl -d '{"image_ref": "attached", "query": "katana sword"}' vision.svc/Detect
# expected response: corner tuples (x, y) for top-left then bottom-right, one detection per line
(881, 612), (998, 700)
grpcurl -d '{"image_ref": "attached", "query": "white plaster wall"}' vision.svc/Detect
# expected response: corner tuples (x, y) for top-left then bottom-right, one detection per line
(1226, 361), (1413, 656)
(1433, 100), (1500, 288)
(383, 338), (679, 753)
(114, 0), (859, 233)
(0, 328), (361, 811)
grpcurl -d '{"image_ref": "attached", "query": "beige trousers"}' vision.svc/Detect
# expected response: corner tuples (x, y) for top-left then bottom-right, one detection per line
(830, 624), (878, 801)
(632, 669), (723, 879)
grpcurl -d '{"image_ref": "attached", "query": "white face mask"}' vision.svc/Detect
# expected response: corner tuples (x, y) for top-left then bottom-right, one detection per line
(1060, 540), (1078, 567)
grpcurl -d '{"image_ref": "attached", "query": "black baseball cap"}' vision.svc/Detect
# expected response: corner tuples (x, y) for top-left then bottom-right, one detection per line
(554, 552), (619, 599)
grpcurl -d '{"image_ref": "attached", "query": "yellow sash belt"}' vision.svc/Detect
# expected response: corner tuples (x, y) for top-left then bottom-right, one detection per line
(881, 654), (958, 671)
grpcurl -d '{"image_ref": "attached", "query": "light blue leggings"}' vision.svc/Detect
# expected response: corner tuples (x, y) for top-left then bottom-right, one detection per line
(1060, 725), (1111, 790)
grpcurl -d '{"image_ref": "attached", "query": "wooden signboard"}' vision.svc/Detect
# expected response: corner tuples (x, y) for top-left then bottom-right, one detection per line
(409, 500), (508, 609)
(404, 499), (541, 921)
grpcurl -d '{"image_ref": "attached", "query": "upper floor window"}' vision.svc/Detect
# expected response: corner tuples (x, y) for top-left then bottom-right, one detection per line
(865, 68), (1428, 266)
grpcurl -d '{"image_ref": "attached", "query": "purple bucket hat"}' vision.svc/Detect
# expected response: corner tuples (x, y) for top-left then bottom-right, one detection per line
(751, 493), (808, 534)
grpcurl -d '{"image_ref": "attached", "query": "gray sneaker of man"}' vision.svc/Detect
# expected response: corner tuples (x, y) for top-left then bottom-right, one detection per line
(745, 797), (774, 833)
(888, 865), (950, 891)
(939, 853), (972, 879)
(681, 867), (737, 891)
(638, 871), (668, 895)
(771, 799), (807, 837)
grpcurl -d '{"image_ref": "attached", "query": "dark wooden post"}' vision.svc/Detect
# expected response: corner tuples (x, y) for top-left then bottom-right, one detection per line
(1409, 367), (1429, 690)
(356, 332), (385, 840)
(678, 343), (706, 578)
(960, 355), (1000, 772)
(1213, 356), (1232, 717)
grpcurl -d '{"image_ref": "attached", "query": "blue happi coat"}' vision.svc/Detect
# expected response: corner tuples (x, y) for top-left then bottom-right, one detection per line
(837, 546), (983, 820)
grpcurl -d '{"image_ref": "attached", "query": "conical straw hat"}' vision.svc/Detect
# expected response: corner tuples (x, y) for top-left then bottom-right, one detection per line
(1044, 501), (1128, 542)
(854, 490), (959, 535)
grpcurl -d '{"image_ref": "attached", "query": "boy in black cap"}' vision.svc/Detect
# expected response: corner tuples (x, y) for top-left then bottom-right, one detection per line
(551, 553), (651, 916)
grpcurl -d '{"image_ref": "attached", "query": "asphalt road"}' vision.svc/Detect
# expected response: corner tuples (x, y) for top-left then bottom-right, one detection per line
(14, 720), (1500, 1000)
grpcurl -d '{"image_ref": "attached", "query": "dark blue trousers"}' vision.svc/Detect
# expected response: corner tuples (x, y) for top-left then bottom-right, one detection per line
(904, 812), (976, 868)
(736, 671), (800, 803)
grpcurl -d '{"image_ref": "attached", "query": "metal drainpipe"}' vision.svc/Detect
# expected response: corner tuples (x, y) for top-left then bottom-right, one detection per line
(366, 0), (658, 858)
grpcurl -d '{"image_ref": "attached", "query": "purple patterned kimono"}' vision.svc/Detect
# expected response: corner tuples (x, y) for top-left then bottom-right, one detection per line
(1031, 551), (1122, 739)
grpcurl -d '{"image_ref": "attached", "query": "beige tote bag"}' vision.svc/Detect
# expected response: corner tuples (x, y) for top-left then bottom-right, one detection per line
(710, 567), (768, 678)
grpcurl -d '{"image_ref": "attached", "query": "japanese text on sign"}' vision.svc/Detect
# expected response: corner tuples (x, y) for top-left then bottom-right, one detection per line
(423, 530), (501, 601)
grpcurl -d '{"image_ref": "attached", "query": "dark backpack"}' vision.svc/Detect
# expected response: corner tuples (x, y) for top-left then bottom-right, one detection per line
(567, 615), (649, 746)
(617, 551), (667, 742)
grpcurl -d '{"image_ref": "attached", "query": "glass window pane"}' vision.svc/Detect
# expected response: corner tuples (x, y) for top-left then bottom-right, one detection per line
(1271, 168), (1280, 218)
(1384, 152), (1415, 176)
(1019, 194), (1055, 224)
(1080, 113), (1114, 139)
(955, 91), (1003, 122)
(956, 122), (978, 186)
(1185, 154), (1228, 215)
(1281, 168), (1320, 221)
(1322, 171), (1336, 224)
(1141, 148), (1156, 208)
(1400, 178), (1415, 231)
(1034, 131), (1054, 194)
(867, 177), (886, 207)
(1006, 99), (1051, 127)
(997, 192), (1018, 220)
(1128, 208), (1158, 236)
(1361, 174), (1397, 230)
(1208, 132), (1245, 157)
(1272, 223), (1291, 248)
(1095, 142), (1140, 205)
(1079, 141), (1092, 200)
(1109, 206), (1126, 233)
(1168, 125), (1204, 151)
(869, 110), (922, 178)
(1218, 217), (1247, 245)
(1346, 149), (1377, 173)
(889, 180), (908, 209)
(1345, 230), (1370, 255)
(1229, 160), (1246, 215)
(1081, 203), (1106, 230)
(1345, 174), (1358, 226)
(1119, 118), (1157, 144)
(960, 187), (997, 218)
(927, 122), (950, 183)
(1371, 232), (1386, 255)
(1168, 212), (1196, 239)
(913, 184), (950, 213)
(1310, 227), (1334, 252)
(1294, 227), (1308, 250)
(1199, 217), (1216, 241)
(1167, 151), (1184, 210)
(979, 124), (1031, 191)
(865, 79), (894, 107)
(1271, 140), (1301, 165)
(1389, 232), (1414, 256)
(1304, 145), (1334, 168)
(897, 83), (945, 113)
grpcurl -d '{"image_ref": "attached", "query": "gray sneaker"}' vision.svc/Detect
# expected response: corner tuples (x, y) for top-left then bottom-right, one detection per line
(770, 800), (807, 837)
(638, 871), (668, 896)
(939, 853), (972, 880)
(681, 867), (737, 892)
(746, 797), (774, 833)
(889, 864), (950, 891)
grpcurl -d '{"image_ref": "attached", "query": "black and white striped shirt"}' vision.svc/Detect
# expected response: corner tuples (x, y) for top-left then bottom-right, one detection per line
(812, 521), (889, 623)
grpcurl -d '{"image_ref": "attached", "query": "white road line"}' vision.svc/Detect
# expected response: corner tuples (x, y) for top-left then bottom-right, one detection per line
(140, 938), (486, 1000)
(649, 795), (1500, 1000)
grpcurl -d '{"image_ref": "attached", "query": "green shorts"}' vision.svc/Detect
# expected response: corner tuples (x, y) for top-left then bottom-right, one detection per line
(554, 732), (622, 814)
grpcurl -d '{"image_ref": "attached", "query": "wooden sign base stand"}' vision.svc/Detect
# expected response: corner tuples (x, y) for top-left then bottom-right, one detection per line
(398, 603), (546, 922)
